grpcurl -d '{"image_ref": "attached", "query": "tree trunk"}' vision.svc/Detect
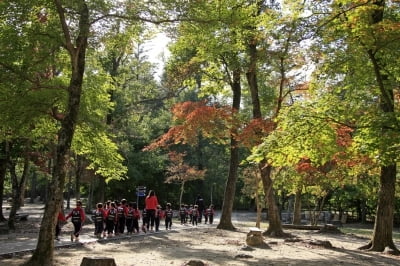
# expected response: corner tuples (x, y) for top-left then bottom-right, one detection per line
(0, 141), (10, 222)
(18, 153), (30, 208)
(75, 155), (83, 201)
(179, 181), (185, 207)
(67, 169), (73, 209)
(217, 136), (239, 231)
(259, 163), (285, 236)
(361, 200), (367, 224)
(217, 68), (241, 231)
(8, 151), (30, 230)
(24, 1), (89, 265)
(246, 37), (285, 236)
(360, 165), (398, 254)
(292, 186), (302, 225)
(29, 171), (37, 204)
(255, 189), (261, 228)
(86, 178), (94, 212)
(97, 176), (106, 205)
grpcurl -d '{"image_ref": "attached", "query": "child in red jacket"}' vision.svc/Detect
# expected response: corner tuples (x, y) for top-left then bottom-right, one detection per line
(93, 203), (107, 238)
(65, 200), (85, 242)
(206, 204), (215, 224)
(105, 202), (118, 237)
(154, 205), (164, 232)
(55, 205), (66, 241)
(126, 201), (140, 234)
(164, 203), (173, 230)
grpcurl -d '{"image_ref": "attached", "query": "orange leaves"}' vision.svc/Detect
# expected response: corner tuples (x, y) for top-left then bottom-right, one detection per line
(237, 118), (276, 148)
(144, 100), (276, 151)
(165, 151), (206, 184)
(144, 101), (234, 150)
(295, 158), (316, 173)
(171, 101), (204, 121)
(143, 126), (186, 151)
(172, 100), (233, 126)
(335, 125), (353, 147)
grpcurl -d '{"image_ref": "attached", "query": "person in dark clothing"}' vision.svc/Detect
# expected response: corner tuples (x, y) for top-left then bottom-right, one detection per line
(179, 204), (187, 225)
(93, 202), (106, 238)
(116, 199), (128, 234)
(195, 195), (205, 223)
(165, 203), (173, 230)
(105, 202), (117, 237)
(142, 208), (149, 233)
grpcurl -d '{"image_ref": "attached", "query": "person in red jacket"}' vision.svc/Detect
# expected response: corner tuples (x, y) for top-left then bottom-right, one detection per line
(132, 202), (141, 233)
(116, 199), (128, 235)
(65, 200), (85, 242)
(154, 204), (164, 232)
(93, 202), (107, 238)
(105, 202), (118, 237)
(55, 205), (66, 241)
(126, 201), (139, 234)
(191, 205), (199, 226)
(206, 204), (215, 224)
(145, 190), (159, 232)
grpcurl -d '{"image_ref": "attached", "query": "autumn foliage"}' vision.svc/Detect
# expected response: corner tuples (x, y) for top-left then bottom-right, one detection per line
(335, 125), (353, 147)
(295, 157), (316, 173)
(295, 124), (373, 181)
(165, 151), (206, 184)
(144, 100), (276, 151)
(144, 100), (234, 150)
(237, 118), (276, 148)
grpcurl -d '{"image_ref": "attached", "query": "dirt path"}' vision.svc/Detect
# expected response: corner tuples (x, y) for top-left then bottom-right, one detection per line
(2, 225), (400, 265)
(1, 203), (400, 265)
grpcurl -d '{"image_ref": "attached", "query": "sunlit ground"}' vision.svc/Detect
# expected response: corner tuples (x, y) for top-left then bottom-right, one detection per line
(341, 226), (400, 241)
(231, 217), (400, 241)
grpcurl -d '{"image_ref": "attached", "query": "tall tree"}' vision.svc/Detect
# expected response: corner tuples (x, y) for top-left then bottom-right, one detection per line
(157, 0), (250, 229)
(313, 0), (400, 253)
(244, 0), (284, 236)
(243, 0), (315, 236)
(25, 1), (90, 264)
(218, 67), (242, 230)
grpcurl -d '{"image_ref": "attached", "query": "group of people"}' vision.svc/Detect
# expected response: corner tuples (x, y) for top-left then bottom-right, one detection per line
(57, 191), (215, 242)
(179, 203), (215, 226)
(178, 194), (215, 226)
(90, 190), (165, 239)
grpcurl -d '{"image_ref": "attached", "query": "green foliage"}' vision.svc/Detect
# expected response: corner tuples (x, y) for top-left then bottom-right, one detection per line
(312, 0), (400, 166)
(250, 102), (339, 167)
